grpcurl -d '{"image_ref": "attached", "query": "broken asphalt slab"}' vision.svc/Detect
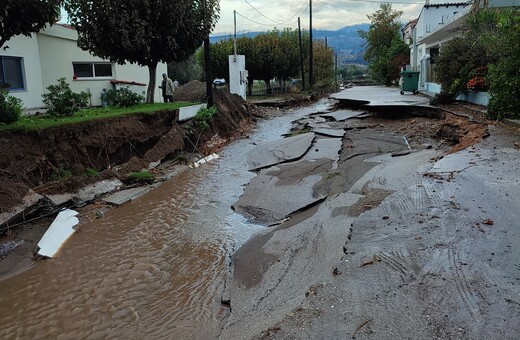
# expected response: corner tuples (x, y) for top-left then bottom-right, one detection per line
(234, 137), (343, 225)
(320, 109), (367, 122)
(246, 132), (315, 171)
(233, 168), (326, 225)
(312, 128), (346, 138)
(330, 85), (430, 108)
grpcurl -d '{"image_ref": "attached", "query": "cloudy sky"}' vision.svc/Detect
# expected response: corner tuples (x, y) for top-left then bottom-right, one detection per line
(214, 0), (449, 34)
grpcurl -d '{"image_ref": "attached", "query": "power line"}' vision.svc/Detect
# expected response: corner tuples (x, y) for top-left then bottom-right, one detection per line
(315, 0), (370, 15)
(235, 11), (299, 27)
(343, 0), (423, 4)
(242, 0), (281, 24)
(241, 0), (309, 25)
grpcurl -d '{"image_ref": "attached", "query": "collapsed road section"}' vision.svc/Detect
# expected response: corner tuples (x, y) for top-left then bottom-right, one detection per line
(221, 87), (519, 340)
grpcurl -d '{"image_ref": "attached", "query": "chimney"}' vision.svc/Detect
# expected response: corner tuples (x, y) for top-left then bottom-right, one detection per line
(425, 0), (430, 5)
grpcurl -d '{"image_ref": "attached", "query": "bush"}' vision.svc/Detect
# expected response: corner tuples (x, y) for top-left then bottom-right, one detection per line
(101, 87), (144, 107)
(127, 170), (155, 184)
(486, 11), (520, 119)
(194, 106), (218, 130)
(0, 89), (23, 124)
(488, 58), (520, 119)
(84, 167), (99, 177)
(50, 167), (73, 181)
(429, 91), (456, 105)
(42, 78), (90, 117)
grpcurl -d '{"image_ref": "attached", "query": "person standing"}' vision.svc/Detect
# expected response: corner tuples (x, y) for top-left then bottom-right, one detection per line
(159, 73), (174, 103)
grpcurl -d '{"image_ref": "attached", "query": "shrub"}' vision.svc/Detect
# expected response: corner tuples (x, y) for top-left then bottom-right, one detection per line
(50, 167), (73, 181)
(42, 78), (90, 117)
(101, 87), (144, 107)
(486, 11), (520, 119)
(84, 167), (99, 177)
(0, 89), (23, 124)
(194, 106), (218, 130)
(429, 91), (456, 105)
(127, 170), (155, 184)
(488, 58), (520, 119)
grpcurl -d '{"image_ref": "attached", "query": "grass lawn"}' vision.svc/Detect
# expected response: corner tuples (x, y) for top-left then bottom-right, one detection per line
(0, 102), (198, 132)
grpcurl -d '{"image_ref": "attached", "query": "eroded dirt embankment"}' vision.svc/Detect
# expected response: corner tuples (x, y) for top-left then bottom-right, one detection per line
(0, 88), (251, 211)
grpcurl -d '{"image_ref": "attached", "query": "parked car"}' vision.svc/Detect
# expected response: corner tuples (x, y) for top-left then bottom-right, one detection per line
(213, 78), (226, 86)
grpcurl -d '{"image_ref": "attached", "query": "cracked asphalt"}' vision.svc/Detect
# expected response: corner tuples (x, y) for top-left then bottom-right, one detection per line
(220, 87), (520, 340)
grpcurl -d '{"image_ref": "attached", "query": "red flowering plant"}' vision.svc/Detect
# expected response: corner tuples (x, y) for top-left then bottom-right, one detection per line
(467, 76), (487, 91)
(467, 66), (488, 92)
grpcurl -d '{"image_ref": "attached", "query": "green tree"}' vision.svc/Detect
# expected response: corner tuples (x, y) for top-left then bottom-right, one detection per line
(358, 3), (404, 85)
(65, 0), (219, 103)
(386, 38), (410, 82)
(312, 40), (334, 86)
(169, 53), (204, 84)
(272, 29), (301, 90)
(337, 64), (367, 81)
(0, 0), (62, 48)
(202, 30), (309, 95)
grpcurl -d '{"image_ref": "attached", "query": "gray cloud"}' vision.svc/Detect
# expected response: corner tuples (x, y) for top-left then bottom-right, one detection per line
(214, 0), (434, 34)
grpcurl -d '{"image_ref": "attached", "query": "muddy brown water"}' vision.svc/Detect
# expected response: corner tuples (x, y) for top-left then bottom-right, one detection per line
(0, 104), (324, 339)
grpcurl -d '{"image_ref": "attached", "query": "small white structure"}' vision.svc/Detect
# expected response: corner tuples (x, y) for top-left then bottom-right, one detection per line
(37, 209), (79, 258)
(228, 55), (248, 100)
(178, 103), (206, 122)
(1, 24), (167, 109)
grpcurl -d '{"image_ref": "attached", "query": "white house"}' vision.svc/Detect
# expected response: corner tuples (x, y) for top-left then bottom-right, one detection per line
(405, 0), (520, 99)
(1, 23), (167, 109)
(404, 2), (470, 93)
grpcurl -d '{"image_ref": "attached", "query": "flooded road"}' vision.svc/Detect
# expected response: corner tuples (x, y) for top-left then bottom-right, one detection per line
(0, 104), (321, 339)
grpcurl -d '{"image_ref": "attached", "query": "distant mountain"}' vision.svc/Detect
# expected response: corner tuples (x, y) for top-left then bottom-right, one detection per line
(210, 23), (369, 65)
(313, 24), (369, 65)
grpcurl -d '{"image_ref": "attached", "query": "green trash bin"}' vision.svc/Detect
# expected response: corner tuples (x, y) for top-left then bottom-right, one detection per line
(400, 71), (420, 95)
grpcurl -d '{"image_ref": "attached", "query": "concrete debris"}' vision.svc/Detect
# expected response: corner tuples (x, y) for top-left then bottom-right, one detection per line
(37, 209), (79, 258)
(0, 240), (24, 260)
(102, 187), (151, 207)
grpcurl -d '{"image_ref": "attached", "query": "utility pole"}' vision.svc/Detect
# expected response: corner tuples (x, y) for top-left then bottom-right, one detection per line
(233, 10), (237, 56)
(298, 17), (305, 90)
(309, 0), (313, 88)
(335, 53), (338, 84)
(203, 0), (213, 107)
(325, 36), (328, 49)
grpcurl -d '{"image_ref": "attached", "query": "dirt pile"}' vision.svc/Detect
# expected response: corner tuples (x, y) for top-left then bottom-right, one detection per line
(0, 88), (252, 212)
(175, 80), (207, 103)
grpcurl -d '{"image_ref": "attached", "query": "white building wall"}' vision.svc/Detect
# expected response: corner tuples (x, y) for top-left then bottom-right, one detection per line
(415, 5), (466, 43)
(37, 29), (111, 107)
(38, 25), (167, 106)
(115, 63), (167, 103)
(1, 34), (45, 109)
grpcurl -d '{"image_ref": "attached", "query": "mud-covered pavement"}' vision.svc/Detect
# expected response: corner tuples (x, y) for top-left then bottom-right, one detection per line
(221, 88), (520, 339)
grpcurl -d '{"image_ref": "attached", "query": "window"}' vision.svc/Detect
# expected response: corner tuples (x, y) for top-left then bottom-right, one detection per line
(73, 62), (113, 79)
(0, 56), (25, 90)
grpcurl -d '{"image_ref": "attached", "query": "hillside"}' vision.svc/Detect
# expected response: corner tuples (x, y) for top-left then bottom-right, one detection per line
(210, 24), (369, 65)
